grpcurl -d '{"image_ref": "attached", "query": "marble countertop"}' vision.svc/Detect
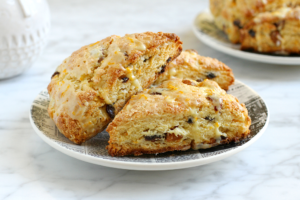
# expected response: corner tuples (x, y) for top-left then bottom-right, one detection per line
(1, 0), (300, 199)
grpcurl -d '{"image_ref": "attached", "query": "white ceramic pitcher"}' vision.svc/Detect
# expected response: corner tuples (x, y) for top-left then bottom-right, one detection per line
(0, 0), (50, 79)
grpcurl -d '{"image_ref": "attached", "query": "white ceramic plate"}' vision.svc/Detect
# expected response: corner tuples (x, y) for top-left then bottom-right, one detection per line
(30, 80), (269, 171)
(192, 10), (300, 65)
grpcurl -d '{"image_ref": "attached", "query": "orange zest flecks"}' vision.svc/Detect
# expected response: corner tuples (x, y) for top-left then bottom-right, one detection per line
(139, 94), (148, 100)
(90, 41), (100, 47)
(167, 84), (178, 90)
(178, 91), (184, 94)
(72, 111), (75, 115)
(126, 68), (132, 74)
(63, 69), (66, 73)
(108, 62), (115, 65)
(128, 37), (134, 43)
(215, 122), (219, 127)
(61, 85), (70, 97)
(126, 68), (135, 81)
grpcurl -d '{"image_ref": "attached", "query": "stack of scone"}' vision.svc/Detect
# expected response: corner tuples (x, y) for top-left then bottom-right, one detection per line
(48, 32), (251, 157)
(210, 0), (300, 54)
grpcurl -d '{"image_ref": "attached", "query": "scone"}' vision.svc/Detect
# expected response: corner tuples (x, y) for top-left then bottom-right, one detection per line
(240, 7), (300, 54)
(154, 49), (234, 90)
(210, 0), (300, 43)
(107, 78), (251, 157)
(47, 32), (183, 144)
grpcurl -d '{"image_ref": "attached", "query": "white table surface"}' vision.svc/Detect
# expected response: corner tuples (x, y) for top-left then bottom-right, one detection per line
(1, 0), (300, 199)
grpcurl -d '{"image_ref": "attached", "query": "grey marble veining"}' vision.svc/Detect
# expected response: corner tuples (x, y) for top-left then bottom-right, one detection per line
(1, 0), (300, 199)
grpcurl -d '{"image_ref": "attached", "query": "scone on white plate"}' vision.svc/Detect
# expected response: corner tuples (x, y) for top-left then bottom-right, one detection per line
(210, 0), (300, 43)
(240, 7), (300, 54)
(107, 78), (251, 156)
(47, 32), (183, 144)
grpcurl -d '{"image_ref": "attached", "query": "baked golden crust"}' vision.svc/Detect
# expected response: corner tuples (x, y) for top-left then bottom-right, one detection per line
(154, 49), (234, 90)
(47, 32), (182, 144)
(107, 78), (251, 157)
(210, 0), (300, 43)
(240, 7), (300, 54)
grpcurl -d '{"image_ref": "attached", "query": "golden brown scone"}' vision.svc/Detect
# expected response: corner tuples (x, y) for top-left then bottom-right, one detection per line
(210, 0), (300, 43)
(240, 7), (300, 54)
(47, 32), (182, 144)
(153, 49), (234, 90)
(107, 78), (251, 157)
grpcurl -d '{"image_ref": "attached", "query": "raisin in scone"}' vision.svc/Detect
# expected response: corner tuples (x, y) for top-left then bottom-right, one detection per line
(107, 78), (251, 157)
(47, 32), (182, 144)
(154, 49), (234, 90)
(240, 7), (300, 54)
(210, 0), (300, 43)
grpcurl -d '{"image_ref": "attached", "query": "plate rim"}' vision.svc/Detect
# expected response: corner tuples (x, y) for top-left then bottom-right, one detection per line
(192, 11), (300, 65)
(29, 80), (269, 171)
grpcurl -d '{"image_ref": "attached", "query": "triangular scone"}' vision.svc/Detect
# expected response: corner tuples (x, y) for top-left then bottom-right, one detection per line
(210, 0), (300, 43)
(153, 50), (234, 90)
(47, 32), (182, 144)
(240, 7), (300, 54)
(107, 78), (251, 156)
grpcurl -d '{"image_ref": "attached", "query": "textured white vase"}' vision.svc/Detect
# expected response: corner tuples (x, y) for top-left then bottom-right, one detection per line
(0, 0), (50, 79)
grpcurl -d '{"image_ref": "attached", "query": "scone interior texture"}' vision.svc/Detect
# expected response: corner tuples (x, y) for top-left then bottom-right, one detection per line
(154, 49), (234, 90)
(107, 78), (251, 157)
(240, 7), (300, 53)
(47, 32), (182, 144)
(210, 0), (300, 43)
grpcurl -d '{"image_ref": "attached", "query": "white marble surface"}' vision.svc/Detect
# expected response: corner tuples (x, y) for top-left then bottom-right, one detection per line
(1, 0), (300, 199)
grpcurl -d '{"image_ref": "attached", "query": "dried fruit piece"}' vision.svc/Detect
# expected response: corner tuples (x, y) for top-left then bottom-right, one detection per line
(159, 65), (166, 74)
(166, 133), (183, 142)
(206, 72), (216, 79)
(270, 30), (281, 45)
(233, 19), (243, 29)
(204, 116), (214, 121)
(51, 71), (60, 79)
(187, 118), (193, 124)
(144, 135), (164, 142)
(196, 78), (203, 82)
(182, 79), (197, 86)
(120, 76), (129, 83)
(98, 57), (104, 63)
(151, 92), (162, 95)
(248, 29), (256, 38)
(221, 136), (227, 140)
(106, 104), (115, 119)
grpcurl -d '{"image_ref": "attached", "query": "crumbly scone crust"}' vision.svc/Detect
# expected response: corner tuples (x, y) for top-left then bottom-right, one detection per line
(210, 0), (300, 43)
(47, 32), (182, 144)
(107, 78), (251, 157)
(154, 49), (235, 90)
(240, 7), (300, 54)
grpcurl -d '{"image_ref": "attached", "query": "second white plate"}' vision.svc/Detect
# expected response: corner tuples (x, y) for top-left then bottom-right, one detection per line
(192, 10), (300, 65)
